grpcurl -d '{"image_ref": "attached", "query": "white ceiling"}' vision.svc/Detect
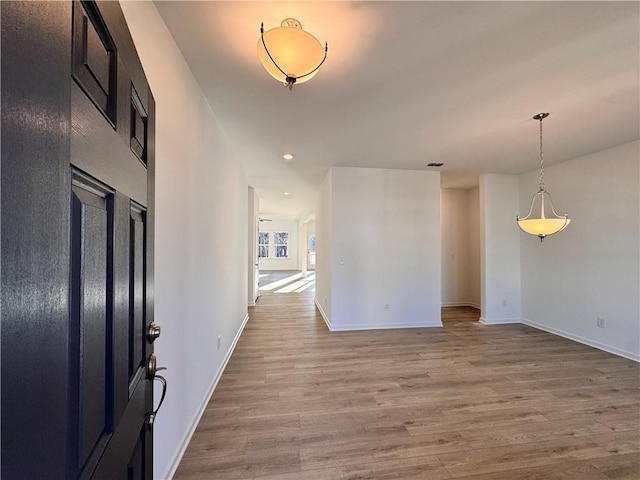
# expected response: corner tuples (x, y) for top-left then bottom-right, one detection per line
(154, 1), (639, 218)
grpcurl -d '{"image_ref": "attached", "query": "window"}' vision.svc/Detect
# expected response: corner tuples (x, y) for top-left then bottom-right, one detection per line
(258, 232), (269, 258)
(308, 235), (316, 266)
(259, 231), (290, 258)
(274, 232), (289, 258)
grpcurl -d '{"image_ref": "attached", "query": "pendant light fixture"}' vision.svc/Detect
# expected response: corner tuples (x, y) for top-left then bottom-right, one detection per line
(258, 18), (328, 90)
(517, 113), (570, 242)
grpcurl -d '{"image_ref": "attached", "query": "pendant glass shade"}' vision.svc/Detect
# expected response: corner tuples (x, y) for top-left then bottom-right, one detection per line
(258, 18), (327, 90)
(517, 188), (570, 240)
(517, 112), (570, 242)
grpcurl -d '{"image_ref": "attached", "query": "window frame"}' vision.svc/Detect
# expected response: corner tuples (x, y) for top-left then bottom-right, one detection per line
(273, 231), (290, 259)
(258, 231), (269, 258)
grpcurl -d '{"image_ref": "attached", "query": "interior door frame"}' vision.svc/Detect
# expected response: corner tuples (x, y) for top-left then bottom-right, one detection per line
(248, 187), (259, 305)
(249, 216), (260, 302)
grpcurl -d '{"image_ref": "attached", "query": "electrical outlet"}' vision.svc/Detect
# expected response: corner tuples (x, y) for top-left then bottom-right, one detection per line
(502, 300), (507, 307)
(217, 335), (222, 350)
(384, 304), (390, 311)
(597, 317), (606, 328)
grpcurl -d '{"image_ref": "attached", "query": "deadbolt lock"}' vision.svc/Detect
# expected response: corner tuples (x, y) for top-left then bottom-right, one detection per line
(148, 322), (161, 343)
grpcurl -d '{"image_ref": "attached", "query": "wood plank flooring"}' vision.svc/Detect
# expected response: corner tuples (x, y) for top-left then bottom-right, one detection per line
(174, 271), (640, 480)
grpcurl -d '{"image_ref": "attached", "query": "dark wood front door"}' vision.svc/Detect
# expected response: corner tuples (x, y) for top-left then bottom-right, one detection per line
(1, 1), (158, 478)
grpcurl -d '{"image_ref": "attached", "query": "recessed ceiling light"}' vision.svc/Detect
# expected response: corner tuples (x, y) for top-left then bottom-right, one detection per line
(283, 191), (291, 196)
(283, 152), (294, 161)
(427, 162), (444, 167)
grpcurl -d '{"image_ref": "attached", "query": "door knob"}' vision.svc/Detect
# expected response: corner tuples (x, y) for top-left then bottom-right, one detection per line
(148, 322), (161, 343)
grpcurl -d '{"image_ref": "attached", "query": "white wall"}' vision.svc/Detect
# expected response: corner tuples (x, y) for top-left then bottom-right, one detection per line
(467, 187), (481, 307)
(314, 173), (333, 326)
(121, 4), (248, 479)
(330, 167), (441, 330)
(307, 220), (316, 237)
(480, 174), (522, 324)
(520, 141), (640, 361)
(258, 219), (300, 271)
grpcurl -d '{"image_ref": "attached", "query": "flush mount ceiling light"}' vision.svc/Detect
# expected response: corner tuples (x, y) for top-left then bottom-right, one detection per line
(282, 152), (294, 161)
(258, 18), (328, 90)
(517, 113), (570, 242)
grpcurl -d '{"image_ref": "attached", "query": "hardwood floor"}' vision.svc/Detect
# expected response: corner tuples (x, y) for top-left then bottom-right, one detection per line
(174, 271), (640, 479)
(441, 306), (480, 323)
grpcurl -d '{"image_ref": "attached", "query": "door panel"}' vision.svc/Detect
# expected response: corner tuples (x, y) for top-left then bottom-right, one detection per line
(72, 0), (117, 123)
(130, 86), (148, 163)
(129, 204), (146, 386)
(70, 172), (115, 477)
(113, 190), (132, 425)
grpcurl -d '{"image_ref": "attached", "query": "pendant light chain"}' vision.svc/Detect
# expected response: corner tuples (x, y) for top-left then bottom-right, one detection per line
(538, 116), (545, 191)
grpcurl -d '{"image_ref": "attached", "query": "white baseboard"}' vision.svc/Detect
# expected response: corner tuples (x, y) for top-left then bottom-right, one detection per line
(160, 313), (250, 480)
(442, 302), (481, 309)
(330, 320), (443, 331)
(522, 318), (640, 362)
(314, 298), (331, 331)
(313, 298), (443, 331)
(479, 317), (521, 325)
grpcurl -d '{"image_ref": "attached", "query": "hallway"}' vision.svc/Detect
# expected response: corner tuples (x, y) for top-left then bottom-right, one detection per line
(174, 282), (639, 479)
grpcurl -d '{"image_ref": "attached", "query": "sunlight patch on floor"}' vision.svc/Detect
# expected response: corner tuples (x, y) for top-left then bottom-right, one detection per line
(294, 282), (315, 293)
(276, 277), (315, 293)
(260, 271), (315, 293)
(259, 272), (303, 291)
